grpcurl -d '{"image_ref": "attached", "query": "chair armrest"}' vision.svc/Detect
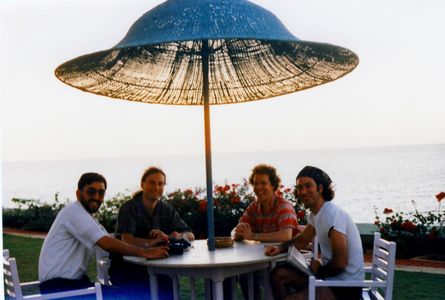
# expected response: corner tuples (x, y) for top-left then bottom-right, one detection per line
(37, 285), (99, 300)
(309, 276), (387, 288)
(20, 281), (40, 288)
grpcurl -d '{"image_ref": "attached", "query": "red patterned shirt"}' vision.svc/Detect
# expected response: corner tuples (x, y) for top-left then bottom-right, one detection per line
(239, 196), (300, 236)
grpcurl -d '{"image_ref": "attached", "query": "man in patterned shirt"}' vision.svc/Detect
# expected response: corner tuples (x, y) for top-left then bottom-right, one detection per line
(232, 164), (299, 242)
(231, 164), (299, 299)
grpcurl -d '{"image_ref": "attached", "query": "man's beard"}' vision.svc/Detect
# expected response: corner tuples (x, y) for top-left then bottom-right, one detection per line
(80, 197), (102, 214)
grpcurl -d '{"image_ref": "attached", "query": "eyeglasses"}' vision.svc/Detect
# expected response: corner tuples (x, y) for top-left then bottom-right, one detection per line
(85, 187), (105, 197)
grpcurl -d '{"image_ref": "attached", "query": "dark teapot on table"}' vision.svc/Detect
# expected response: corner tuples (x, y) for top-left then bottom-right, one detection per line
(168, 238), (191, 255)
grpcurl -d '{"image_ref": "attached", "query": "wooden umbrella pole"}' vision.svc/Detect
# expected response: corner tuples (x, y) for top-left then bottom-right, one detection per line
(202, 39), (215, 251)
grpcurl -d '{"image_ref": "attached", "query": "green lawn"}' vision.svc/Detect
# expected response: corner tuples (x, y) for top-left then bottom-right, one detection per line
(3, 234), (445, 299)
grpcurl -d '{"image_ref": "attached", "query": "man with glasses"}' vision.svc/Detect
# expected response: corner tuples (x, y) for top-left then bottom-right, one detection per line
(38, 172), (169, 295)
(265, 166), (364, 300)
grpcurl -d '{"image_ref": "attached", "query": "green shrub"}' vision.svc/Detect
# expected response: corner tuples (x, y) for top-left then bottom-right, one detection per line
(96, 192), (132, 232)
(2, 194), (68, 232)
(2, 182), (308, 238)
(374, 197), (445, 258)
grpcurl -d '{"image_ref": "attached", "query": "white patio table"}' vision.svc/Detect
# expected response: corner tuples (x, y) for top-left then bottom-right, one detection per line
(124, 239), (287, 300)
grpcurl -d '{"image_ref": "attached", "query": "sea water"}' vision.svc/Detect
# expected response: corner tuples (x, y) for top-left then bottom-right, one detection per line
(2, 144), (445, 223)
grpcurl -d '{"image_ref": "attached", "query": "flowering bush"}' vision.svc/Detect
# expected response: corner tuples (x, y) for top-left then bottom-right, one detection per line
(276, 184), (308, 225)
(374, 192), (445, 257)
(97, 192), (132, 232)
(2, 193), (68, 232)
(167, 180), (254, 238)
(166, 180), (308, 238)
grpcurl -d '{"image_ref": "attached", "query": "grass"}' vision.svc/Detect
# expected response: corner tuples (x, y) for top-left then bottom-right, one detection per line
(2, 234), (234, 298)
(3, 234), (445, 299)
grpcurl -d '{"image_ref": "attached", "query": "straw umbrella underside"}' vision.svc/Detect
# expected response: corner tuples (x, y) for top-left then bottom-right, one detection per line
(55, 0), (359, 250)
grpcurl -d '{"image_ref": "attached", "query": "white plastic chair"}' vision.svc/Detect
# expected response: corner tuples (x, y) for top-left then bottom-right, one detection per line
(308, 232), (396, 300)
(3, 249), (103, 300)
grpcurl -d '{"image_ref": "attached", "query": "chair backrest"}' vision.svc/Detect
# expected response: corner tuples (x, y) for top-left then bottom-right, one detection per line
(370, 232), (397, 300)
(3, 249), (24, 299)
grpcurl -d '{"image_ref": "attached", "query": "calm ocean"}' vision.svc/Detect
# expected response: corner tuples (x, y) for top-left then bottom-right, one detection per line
(2, 144), (445, 223)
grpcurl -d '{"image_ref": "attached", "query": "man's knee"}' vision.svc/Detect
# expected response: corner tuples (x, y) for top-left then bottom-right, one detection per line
(270, 266), (295, 283)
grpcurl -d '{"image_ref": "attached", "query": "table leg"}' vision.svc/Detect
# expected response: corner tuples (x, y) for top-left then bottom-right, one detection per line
(247, 272), (254, 300)
(148, 269), (158, 300)
(172, 275), (179, 300)
(213, 280), (224, 300)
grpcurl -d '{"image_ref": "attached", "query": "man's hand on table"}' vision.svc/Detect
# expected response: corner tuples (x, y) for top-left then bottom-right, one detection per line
(169, 231), (182, 240)
(141, 246), (169, 259)
(264, 244), (284, 256)
(233, 222), (253, 240)
(149, 229), (169, 241)
(148, 238), (169, 247)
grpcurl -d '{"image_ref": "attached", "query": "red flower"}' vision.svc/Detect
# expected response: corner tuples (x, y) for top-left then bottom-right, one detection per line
(184, 189), (193, 197)
(401, 220), (416, 232)
(436, 192), (445, 202)
(383, 208), (393, 214)
(297, 210), (306, 219)
(198, 200), (207, 212)
(224, 185), (230, 192)
(231, 196), (241, 204)
(428, 227), (438, 240)
(374, 220), (380, 225)
(215, 185), (223, 193)
(390, 220), (400, 230)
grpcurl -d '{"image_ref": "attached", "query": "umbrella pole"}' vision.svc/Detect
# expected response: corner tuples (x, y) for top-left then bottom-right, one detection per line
(202, 39), (215, 251)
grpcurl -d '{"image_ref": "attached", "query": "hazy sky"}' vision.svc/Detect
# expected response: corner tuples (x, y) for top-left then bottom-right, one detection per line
(1, 0), (445, 163)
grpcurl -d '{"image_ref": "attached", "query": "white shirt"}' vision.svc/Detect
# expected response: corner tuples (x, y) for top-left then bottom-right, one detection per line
(38, 201), (108, 282)
(308, 201), (364, 281)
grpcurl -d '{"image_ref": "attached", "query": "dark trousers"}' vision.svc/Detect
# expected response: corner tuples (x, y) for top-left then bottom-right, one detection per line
(110, 259), (173, 300)
(39, 275), (152, 300)
(239, 272), (262, 300)
(221, 272), (262, 300)
(39, 275), (96, 300)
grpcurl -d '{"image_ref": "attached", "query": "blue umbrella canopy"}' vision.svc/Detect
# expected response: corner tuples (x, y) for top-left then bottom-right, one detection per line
(55, 0), (358, 104)
(55, 0), (358, 250)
